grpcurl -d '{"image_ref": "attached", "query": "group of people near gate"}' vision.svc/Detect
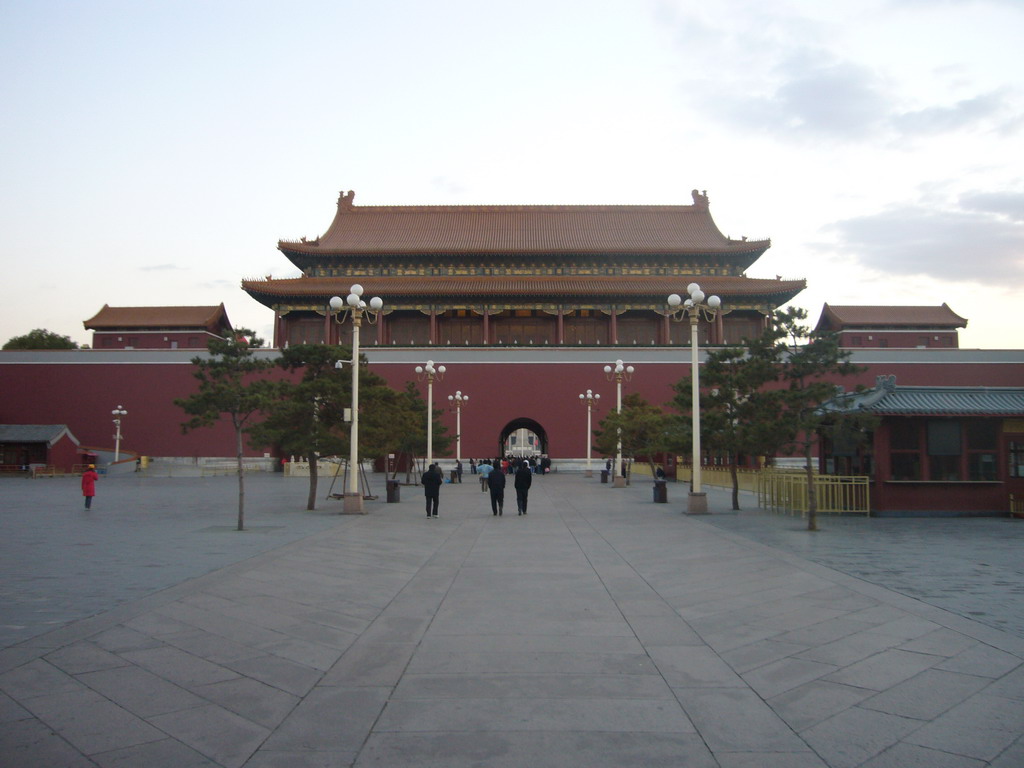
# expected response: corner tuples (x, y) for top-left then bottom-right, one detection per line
(420, 456), (540, 518)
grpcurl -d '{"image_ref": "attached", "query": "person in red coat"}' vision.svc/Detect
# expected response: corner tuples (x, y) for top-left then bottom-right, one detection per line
(81, 464), (99, 509)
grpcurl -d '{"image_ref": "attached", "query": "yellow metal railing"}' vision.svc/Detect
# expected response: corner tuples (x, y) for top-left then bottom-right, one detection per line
(756, 469), (870, 517)
(200, 460), (264, 477)
(677, 466), (761, 492)
(1012, 494), (1024, 518)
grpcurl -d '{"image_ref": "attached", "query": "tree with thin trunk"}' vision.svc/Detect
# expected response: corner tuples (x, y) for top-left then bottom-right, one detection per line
(594, 393), (674, 482)
(668, 329), (785, 510)
(772, 308), (869, 531)
(394, 381), (452, 481)
(358, 379), (423, 479)
(249, 344), (351, 510)
(175, 330), (274, 530)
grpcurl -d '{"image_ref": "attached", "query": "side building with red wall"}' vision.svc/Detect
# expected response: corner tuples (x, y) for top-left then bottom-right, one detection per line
(83, 305), (233, 350)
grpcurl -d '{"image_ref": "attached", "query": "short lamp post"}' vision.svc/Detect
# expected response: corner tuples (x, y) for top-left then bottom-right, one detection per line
(415, 360), (446, 467)
(603, 360), (634, 488)
(447, 390), (468, 464)
(330, 284), (383, 514)
(578, 389), (600, 477)
(667, 283), (721, 514)
(111, 405), (127, 463)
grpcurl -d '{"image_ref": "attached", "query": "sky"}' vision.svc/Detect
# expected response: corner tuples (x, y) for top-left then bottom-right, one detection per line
(1, 0), (1022, 349)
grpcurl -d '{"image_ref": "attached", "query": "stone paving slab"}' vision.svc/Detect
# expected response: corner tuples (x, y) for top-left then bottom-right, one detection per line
(1, 473), (1023, 766)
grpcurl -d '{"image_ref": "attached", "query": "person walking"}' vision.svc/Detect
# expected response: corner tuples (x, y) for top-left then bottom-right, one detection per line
(81, 464), (99, 510)
(487, 465), (506, 516)
(478, 459), (492, 492)
(514, 459), (533, 515)
(421, 463), (442, 518)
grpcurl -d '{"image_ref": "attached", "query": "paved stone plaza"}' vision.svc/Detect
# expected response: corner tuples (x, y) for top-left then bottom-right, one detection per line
(1, 472), (1022, 767)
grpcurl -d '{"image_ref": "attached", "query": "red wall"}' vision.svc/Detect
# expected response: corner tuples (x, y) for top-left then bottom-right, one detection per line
(92, 331), (217, 349)
(840, 331), (959, 349)
(2, 359), (257, 457)
(3, 349), (1023, 462)
(368, 362), (680, 461)
(49, 434), (81, 472)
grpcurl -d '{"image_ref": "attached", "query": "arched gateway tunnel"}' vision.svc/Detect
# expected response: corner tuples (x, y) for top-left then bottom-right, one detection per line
(499, 418), (548, 458)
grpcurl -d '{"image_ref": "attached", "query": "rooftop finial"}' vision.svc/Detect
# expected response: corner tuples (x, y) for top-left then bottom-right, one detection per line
(691, 189), (709, 209)
(338, 190), (355, 209)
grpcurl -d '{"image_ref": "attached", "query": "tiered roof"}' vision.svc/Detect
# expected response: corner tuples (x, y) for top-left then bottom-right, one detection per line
(277, 189), (770, 266)
(245, 190), (801, 309)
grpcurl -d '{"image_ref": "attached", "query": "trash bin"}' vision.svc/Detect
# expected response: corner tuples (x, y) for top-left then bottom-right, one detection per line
(386, 479), (400, 503)
(600, 469), (609, 484)
(450, 469), (458, 483)
(653, 479), (668, 503)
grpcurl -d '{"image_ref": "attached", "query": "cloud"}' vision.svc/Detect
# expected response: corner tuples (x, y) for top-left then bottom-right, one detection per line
(826, 200), (1024, 283)
(893, 90), (1019, 137)
(139, 264), (183, 271)
(703, 58), (1017, 143)
(774, 59), (891, 138)
(657, 2), (1021, 144)
(959, 190), (1024, 221)
(689, 56), (890, 142)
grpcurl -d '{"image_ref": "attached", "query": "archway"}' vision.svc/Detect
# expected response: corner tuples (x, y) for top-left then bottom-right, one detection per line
(498, 417), (549, 457)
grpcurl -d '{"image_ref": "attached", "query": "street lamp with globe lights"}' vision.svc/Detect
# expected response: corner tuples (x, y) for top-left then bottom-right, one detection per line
(578, 389), (601, 477)
(329, 284), (383, 514)
(111, 405), (127, 463)
(415, 361), (446, 467)
(447, 391), (469, 464)
(603, 360), (634, 488)
(667, 283), (722, 514)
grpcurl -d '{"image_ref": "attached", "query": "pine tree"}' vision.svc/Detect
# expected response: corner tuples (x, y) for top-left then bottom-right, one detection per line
(175, 330), (274, 530)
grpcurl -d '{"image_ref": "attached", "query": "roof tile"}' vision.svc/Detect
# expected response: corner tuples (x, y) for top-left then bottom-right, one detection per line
(280, 194), (769, 257)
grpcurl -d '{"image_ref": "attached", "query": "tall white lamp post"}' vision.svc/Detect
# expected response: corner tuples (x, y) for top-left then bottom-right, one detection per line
(330, 284), (384, 514)
(668, 283), (721, 514)
(447, 390), (468, 464)
(578, 389), (600, 477)
(603, 360), (634, 488)
(111, 405), (127, 463)
(415, 360), (446, 467)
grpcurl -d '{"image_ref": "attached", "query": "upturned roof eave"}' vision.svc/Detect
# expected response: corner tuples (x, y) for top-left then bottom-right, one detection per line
(241, 284), (805, 310)
(277, 242), (771, 259)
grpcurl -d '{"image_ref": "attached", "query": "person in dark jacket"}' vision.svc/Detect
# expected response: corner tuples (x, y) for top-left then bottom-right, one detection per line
(487, 466), (506, 516)
(81, 464), (99, 510)
(421, 463), (442, 518)
(514, 461), (533, 515)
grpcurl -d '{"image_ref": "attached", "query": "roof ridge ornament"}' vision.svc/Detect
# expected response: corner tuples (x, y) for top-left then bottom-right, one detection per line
(338, 189), (355, 210)
(691, 189), (709, 209)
